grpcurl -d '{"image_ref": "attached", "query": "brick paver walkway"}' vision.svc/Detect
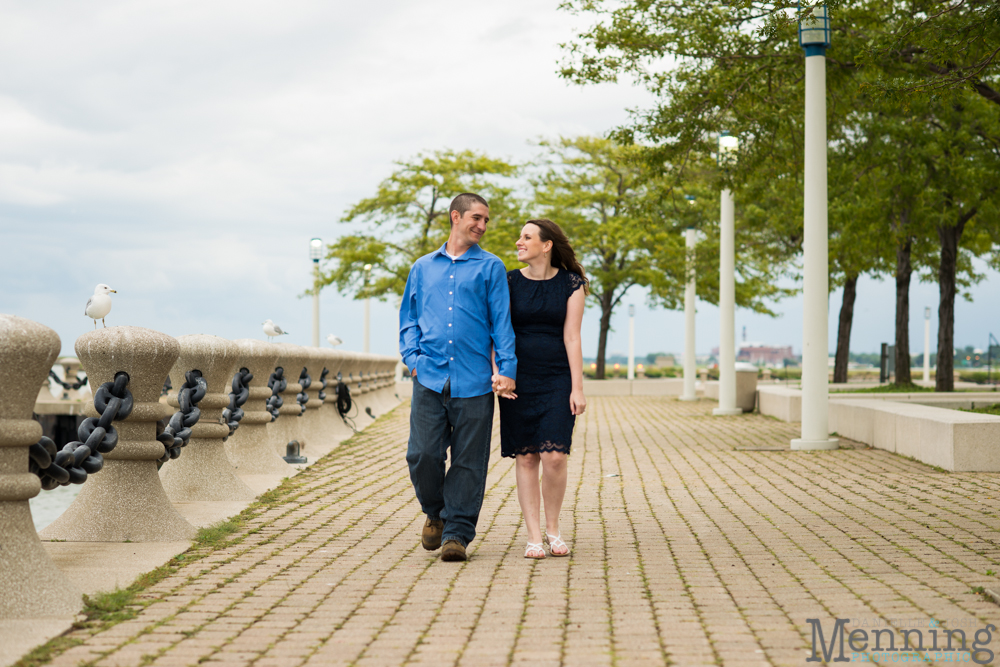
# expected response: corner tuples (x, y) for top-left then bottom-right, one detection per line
(40, 398), (1000, 667)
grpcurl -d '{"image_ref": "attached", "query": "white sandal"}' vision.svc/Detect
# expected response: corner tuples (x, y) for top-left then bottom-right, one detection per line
(545, 533), (570, 557)
(524, 541), (546, 559)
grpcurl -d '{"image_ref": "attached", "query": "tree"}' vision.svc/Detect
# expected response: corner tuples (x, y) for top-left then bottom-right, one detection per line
(530, 136), (659, 379)
(318, 149), (522, 301)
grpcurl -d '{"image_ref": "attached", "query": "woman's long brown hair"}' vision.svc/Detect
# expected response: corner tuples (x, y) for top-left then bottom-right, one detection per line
(525, 219), (590, 295)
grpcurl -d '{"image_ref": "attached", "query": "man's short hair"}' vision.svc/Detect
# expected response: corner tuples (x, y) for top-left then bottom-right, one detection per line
(449, 193), (489, 222)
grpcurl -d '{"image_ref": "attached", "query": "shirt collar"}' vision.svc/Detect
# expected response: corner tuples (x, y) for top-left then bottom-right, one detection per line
(437, 243), (483, 262)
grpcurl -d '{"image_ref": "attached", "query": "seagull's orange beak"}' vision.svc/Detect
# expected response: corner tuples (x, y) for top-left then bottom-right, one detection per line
(110, 290), (117, 293)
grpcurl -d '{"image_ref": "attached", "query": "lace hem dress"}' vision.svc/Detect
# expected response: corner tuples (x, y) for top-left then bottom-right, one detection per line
(499, 269), (586, 458)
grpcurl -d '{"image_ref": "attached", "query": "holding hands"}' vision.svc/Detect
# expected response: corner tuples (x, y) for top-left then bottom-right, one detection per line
(492, 374), (517, 399)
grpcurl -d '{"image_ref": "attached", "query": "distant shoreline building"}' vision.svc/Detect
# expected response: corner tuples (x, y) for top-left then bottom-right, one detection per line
(712, 342), (796, 367)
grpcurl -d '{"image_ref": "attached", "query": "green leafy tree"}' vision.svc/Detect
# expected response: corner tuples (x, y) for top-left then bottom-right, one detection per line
(318, 149), (523, 301)
(530, 136), (657, 379)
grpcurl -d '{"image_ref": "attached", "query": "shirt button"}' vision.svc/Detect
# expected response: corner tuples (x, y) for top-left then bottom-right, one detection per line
(450, 357), (454, 360)
(450, 275), (454, 278)
(449, 291), (453, 295)
(449, 340), (452, 344)
(448, 307), (452, 310)
(448, 323), (452, 327)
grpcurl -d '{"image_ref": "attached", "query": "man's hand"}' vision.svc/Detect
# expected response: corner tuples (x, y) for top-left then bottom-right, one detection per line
(492, 374), (517, 399)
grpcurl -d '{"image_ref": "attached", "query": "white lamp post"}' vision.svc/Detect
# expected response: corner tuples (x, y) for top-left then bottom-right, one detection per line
(309, 238), (323, 348)
(681, 195), (698, 402)
(363, 263), (372, 354)
(923, 306), (931, 384)
(792, 4), (838, 450)
(628, 304), (636, 380)
(713, 133), (742, 416)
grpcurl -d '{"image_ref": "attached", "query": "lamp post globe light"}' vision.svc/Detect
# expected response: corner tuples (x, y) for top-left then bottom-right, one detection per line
(713, 133), (742, 416)
(791, 3), (838, 449)
(310, 238), (323, 347)
(680, 195), (698, 401)
(363, 263), (373, 354)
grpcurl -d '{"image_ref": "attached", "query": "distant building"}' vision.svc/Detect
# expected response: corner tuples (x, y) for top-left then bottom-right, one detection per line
(654, 355), (676, 367)
(713, 342), (795, 366)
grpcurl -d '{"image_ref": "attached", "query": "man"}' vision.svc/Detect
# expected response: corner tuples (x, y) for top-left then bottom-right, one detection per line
(399, 192), (517, 562)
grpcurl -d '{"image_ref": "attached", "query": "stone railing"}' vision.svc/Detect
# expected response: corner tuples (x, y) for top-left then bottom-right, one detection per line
(0, 315), (401, 622)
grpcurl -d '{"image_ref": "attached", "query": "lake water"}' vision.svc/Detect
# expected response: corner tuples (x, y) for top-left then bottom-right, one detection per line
(29, 484), (82, 531)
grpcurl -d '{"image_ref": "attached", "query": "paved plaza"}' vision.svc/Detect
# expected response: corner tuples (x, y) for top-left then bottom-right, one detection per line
(34, 397), (1000, 667)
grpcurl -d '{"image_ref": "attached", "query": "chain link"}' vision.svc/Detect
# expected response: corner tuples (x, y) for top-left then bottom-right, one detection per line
(157, 370), (206, 464)
(47, 369), (89, 392)
(296, 367), (310, 414)
(266, 367), (287, 422)
(222, 368), (251, 438)
(318, 368), (329, 402)
(30, 371), (133, 491)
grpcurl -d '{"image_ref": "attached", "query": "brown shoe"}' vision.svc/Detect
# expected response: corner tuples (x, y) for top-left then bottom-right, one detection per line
(421, 517), (444, 551)
(440, 539), (467, 562)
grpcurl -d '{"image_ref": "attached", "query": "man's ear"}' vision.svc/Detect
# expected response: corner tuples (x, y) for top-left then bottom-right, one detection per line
(450, 209), (461, 226)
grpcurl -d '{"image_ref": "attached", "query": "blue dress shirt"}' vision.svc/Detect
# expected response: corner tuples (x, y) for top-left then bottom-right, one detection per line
(400, 243), (517, 398)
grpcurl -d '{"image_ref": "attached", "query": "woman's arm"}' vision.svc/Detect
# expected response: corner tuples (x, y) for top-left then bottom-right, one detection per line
(564, 288), (586, 415)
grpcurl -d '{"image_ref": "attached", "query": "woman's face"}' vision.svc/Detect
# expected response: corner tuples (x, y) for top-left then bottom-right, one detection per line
(516, 223), (552, 263)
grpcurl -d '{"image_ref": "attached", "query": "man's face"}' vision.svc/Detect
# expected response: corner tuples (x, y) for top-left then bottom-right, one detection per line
(451, 203), (490, 245)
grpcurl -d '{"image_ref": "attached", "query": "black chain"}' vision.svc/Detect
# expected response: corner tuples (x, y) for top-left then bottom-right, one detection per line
(157, 370), (206, 464)
(48, 369), (88, 391)
(30, 372), (133, 491)
(222, 368), (251, 438)
(266, 367), (287, 422)
(296, 367), (310, 414)
(318, 368), (329, 402)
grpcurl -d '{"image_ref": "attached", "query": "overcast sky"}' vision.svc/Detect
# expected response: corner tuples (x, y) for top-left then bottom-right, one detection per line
(1, 0), (996, 362)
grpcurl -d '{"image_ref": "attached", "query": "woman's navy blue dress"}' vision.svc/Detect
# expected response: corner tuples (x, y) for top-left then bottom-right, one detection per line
(500, 269), (586, 458)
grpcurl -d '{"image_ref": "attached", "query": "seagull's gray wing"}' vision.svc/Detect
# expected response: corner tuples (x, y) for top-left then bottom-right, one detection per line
(274, 324), (285, 335)
(84, 296), (93, 316)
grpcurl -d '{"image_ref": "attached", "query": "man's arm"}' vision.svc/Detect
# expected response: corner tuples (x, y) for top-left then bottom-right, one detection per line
(399, 267), (422, 375)
(486, 260), (517, 386)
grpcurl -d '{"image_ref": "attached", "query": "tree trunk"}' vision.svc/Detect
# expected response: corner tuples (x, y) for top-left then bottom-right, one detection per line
(595, 292), (614, 379)
(833, 275), (857, 384)
(894, 235), (913, 385)
(935, 217), (969, 392)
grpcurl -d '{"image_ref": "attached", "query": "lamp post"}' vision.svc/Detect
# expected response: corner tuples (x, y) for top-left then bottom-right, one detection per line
(681, 195), (698, 402)
(309, 238), (323, 348)
(628, 304), (636, 380)
(923, 307), (931, 384)
(713, 133), (742, 416)
(792, 4), (838, 449)
(363, 263), (372, 354)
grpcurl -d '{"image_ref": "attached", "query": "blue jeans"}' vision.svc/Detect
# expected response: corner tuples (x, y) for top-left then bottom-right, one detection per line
(407, 378), (494, 547)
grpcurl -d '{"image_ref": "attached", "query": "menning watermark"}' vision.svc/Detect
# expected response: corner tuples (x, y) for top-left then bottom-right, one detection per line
(806, 618), (995, 665)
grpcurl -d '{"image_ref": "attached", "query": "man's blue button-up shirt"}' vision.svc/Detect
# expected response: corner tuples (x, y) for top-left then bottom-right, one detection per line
(399, 243), (517, 398)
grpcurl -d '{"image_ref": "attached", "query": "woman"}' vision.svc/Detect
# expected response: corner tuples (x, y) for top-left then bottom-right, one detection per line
(494, 219), (587, 559)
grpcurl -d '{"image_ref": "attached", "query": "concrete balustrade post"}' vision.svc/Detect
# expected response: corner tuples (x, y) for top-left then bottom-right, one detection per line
(41, 327), (196, 542)
(160, 335), (256, 502)
(267, 344), (309, 456)
(224, 339), (291, 477)
(298, 347), (328, 457)
(316, 349), (356, 447)
(56, 357), (87, 402)
(0, 315), (83, 618)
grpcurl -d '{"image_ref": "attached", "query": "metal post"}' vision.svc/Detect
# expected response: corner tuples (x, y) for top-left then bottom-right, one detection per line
(792, 26), (837, 449)
(363, 264), (372, 354)
(681, 228), (698, 401)
(312, 264), (320, 348)
(713, 188), (741, 416)
(628, 304), (635, 380)
(923, 307), (931, 384)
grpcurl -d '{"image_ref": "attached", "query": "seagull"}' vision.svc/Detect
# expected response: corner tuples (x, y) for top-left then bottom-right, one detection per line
(85, 284), (116, 329)
(327, 334), (343, 347)
(263, 319), (289, 342)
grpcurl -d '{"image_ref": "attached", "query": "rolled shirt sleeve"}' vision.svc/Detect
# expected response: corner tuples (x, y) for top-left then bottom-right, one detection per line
(399, 265), (422, 373)
(487, 260), (517, 381)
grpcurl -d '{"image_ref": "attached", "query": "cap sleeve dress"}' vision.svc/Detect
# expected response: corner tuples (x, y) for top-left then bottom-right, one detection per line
(499, 269), (587, 458)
